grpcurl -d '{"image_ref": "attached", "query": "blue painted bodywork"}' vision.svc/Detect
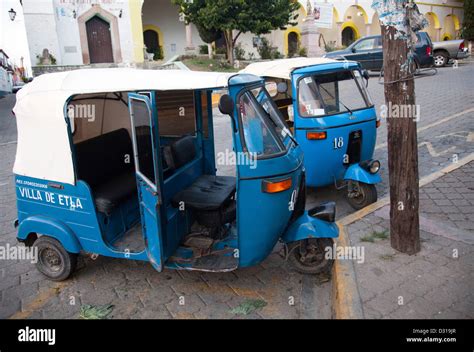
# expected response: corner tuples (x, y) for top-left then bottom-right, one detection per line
(227, 79), (337, 267)
(282, 212), (339, 244)
(289, 61), (381, 188)
(344, 163), (381, 184)
(128, 93), (165, 271)
(15, 176), (148, 261)
(15, 75), (339, 274)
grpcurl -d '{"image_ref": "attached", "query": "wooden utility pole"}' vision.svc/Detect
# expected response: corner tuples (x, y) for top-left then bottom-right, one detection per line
(380, 7), (421, 254)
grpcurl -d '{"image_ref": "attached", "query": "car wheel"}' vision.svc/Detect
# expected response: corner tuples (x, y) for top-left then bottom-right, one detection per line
(433, 52), (448, 67)
(413, 59), (421, 75)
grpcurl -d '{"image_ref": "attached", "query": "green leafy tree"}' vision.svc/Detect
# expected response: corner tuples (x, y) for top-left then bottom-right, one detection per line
(195, 24), (221, 45)
(462, 0), (474, 41)
(173, 0), (300, 65)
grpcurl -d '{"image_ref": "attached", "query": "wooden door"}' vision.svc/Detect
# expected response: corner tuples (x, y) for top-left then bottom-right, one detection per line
(86, 16), (114, 64)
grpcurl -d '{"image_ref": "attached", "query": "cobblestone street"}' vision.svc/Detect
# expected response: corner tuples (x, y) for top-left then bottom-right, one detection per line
(0, 59), (473, 319)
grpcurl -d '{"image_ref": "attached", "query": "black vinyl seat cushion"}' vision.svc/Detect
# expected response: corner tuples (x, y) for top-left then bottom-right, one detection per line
(163, 135), (197, 171)
(94, 173), (137, 215)
(75, 128), (138, 215)
(171, 175), (236, 211)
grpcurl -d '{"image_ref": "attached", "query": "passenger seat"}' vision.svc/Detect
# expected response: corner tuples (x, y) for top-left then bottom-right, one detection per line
(75, 128), (137, 215)
(167, 136), (236, 213)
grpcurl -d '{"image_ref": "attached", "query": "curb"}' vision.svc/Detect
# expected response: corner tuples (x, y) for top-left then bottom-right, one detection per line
(331, 224), (365, 319)
(331, 153), (474, 319)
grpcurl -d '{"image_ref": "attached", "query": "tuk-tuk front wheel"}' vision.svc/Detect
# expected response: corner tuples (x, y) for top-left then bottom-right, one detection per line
(34, 236), (77, 281)
(287, 238), (333, 275)
(346, 182), (377, 210)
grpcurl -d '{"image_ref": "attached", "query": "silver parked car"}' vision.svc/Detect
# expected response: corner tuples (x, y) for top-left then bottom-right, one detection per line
(432, 39), (470, 67)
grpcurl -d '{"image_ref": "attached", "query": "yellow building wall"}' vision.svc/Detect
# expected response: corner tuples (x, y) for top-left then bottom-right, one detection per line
(129, 0), (145, 63)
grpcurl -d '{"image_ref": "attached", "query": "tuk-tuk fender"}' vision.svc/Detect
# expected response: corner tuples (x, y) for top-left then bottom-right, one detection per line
(282, 212), (339, 244)
(343, 163), (381, 185)
(17, 215), (82, 254)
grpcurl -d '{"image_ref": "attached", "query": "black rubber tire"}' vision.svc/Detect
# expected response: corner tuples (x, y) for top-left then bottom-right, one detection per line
(413, 59), (421, 75)
(433, 51), (448, 68)
(34, 236), (77, 281)
(346, 182), (378, 210)
(287, 238), (334, 275)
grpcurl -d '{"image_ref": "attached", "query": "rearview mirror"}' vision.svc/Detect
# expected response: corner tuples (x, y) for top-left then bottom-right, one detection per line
(362, 69), (370, 80)
(277, 82), (288, 94)
(361, 69), (370, 86)
(218, 94), (234, 115)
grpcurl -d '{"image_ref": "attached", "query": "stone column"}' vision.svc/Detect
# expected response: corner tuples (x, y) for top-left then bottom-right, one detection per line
(185, 24), (196, 55)
(435, 28), (441, 41)
(336, 22), (343, 48)
(301, 18), (326, 57)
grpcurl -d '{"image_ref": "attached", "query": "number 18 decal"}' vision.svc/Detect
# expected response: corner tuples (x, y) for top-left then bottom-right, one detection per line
(333, 137), (344, 149)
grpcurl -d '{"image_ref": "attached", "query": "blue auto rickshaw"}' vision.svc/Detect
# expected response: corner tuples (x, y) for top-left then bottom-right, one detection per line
(242, 58), (381, 209)
(13, 68), (338, 280)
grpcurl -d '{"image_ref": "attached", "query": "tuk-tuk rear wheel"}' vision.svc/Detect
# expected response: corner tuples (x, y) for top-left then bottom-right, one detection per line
(287, 238), (333, 275)
(34, 236), (77, 281)
(346, 182), (377, 210)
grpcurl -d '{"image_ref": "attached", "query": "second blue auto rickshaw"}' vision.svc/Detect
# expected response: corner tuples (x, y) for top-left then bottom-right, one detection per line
(242, 58), (382, 209)
(13, 68), (338, 280)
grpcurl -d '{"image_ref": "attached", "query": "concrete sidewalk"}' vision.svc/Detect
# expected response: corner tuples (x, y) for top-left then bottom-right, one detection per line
(343, 161), (474, 318)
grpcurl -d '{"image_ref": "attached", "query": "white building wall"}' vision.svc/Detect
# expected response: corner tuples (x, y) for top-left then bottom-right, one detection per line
(53, 2), (82, 65)
(53, 0), (135, 65)
(142, 0), (205, 60)
(24, 0), (136, 65)
(23, 0), (61, 65)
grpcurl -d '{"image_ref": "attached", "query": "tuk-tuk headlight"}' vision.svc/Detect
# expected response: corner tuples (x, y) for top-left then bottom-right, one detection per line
(360, 160), (380, 174)
(369, 160), (380, 174)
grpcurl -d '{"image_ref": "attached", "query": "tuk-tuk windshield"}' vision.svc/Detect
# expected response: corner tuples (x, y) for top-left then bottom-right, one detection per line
(239, 86), (291, 158)
(298, 70), (372, 117)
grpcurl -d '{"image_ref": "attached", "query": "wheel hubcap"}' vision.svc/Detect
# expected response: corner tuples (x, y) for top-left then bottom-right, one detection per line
(40, 248), (62, 273)
(297, 240), (325, 266)
(434, 56), (444, 66)
(349, 185), (366, 206)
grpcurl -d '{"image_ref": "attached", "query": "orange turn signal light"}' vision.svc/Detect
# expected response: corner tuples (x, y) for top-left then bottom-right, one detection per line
(306, 131), (327, 140)
(262, 178), (292, 193)
(376, 120), (381, 128)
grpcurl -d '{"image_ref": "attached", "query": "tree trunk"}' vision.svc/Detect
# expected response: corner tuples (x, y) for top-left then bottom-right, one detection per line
(224, 29), (235, 66)
(382, 25), (420, 255)
(208, 43), (213, 59)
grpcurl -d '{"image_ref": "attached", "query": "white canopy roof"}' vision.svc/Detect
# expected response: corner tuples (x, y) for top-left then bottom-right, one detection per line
(240, 57), (342, 80)
(13, 68), (242, 185)
(15, 68), (236, 97)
